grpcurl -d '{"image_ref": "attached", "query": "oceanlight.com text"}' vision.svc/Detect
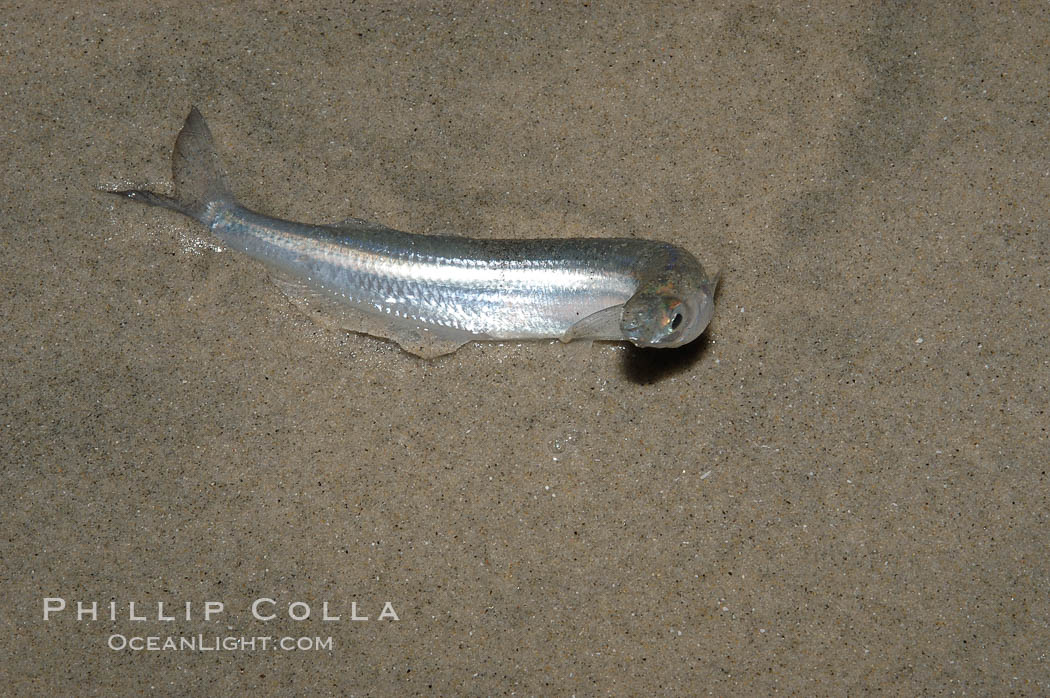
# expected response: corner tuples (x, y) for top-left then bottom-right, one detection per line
(107, 634), (334, 652)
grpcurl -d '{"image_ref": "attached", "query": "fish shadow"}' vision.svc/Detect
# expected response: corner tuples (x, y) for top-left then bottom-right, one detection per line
(620, 332), (712, 385)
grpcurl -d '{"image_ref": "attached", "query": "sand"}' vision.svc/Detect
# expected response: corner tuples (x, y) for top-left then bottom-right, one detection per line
(3, 2), (1048, 694)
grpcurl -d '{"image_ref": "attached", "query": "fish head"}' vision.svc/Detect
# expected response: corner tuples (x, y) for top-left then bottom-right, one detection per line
(620, 254), (718, 349)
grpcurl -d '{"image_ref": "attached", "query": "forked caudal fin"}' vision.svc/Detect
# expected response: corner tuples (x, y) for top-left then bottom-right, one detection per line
(110, 106), (234, 224)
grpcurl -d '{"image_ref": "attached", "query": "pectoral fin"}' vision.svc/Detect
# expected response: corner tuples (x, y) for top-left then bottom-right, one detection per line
(560, 304), (625, 343)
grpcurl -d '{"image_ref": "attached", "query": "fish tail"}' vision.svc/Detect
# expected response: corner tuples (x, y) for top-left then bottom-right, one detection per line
(110, 106), (234, 224)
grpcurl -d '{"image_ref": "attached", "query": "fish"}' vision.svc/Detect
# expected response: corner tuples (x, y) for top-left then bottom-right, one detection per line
(111, 107), (718, 358)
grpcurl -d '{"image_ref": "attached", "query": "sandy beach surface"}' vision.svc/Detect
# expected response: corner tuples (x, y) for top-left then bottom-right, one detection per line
(3, 2), (1048, 694)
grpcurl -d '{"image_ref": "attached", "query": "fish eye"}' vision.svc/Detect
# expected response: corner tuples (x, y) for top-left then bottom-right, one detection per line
(670, 312), (683, 330)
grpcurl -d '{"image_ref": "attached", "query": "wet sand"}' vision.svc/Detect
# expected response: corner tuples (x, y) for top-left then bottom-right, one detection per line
(3, 3), (1048, 694)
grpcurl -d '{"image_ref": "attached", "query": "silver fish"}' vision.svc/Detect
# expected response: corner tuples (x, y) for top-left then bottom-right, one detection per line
(113, 107), (717, 357)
